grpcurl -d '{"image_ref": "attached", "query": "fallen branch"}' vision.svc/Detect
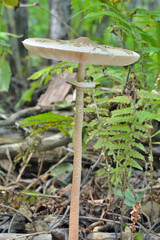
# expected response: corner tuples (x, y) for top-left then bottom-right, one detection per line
(0, 106), (52, 127)
(1, 231), (51, 240)
(0, 133), (71, 158)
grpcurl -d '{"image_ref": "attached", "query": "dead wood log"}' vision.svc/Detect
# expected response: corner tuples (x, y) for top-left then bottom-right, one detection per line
(0, 133), (71, 158)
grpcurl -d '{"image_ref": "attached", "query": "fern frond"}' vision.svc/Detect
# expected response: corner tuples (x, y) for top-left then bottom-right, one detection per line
(128, 149), (145, 160)
(112, 107), (134, 117)
(137, 89), (160, 100)
(111, 132), (130, 141)
(108, 96), (132, 104)
(135, 124), (153, 132)
(125, 158), (143, 170)
(136, 110), (155, 122)
(106, 115), (133, 124)
(109, 124), (131, 132)
(130, 142), (147, 153)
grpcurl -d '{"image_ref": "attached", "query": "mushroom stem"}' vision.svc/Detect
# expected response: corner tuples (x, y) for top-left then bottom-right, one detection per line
(69, 63), (85, 240)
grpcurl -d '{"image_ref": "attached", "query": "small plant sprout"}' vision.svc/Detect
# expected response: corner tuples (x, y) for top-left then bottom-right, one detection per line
(23, 37), (140, 240)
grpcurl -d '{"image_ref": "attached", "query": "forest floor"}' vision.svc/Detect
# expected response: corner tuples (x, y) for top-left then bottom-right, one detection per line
(0, 77), (160, 240)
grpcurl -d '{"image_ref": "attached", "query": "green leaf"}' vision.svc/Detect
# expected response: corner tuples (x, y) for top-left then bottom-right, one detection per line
(116, 188), (135, 207)
(50, 163), (73, 178)
(152, 129), (160, 138)
(124, 188), (136, 207)
(1, 0), (20, 7)
(0, 108), (5, 113)
(21, 190), (42, 203)
(129, 149), (145, 161)
(125, 158), (143, 170)
(136, 111), (155, 122)
(131, 142), (147, 153)
(109, 124), (131, 132)
(107, 115), (133, 124)
(108, 96), (132, 104)
(133, 230), (143, 240)
(0, 32), (23, 39)
(0, 57), (11, 92)
(20, 112), (72, 127)
(112, 107), (134, 117)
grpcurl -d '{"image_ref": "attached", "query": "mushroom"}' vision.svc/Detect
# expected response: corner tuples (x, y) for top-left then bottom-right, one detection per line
(23, 37), (140, 240)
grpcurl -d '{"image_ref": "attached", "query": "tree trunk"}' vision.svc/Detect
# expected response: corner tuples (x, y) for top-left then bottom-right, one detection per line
(7, 0), (28, 79)
(48, 0), (71, 40)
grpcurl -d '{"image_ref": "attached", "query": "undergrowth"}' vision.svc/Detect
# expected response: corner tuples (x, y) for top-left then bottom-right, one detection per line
(84, 74), (160, 204)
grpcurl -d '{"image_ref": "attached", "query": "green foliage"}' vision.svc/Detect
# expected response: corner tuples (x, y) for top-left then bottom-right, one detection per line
(50, 162), (73, 178)
(0, 0), (20, 8)
(28, 0), (49, 38)
(71, 1), (160, 90)
(0, 56), (11, 91)
(0, 2), (23, 92)
(133, 230), (143, 240)
(0, 31), (23, 92)
(16, 62), (76, 107)
(18, 0), (159, 211)
(85, 86), (160, 191)
(20, 112), (73, 136)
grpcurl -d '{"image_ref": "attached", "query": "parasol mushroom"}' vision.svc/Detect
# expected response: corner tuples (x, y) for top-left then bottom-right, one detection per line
(23, 37), (140, 240)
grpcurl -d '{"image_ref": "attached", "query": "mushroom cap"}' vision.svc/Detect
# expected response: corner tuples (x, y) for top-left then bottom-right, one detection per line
(23, 37), (140, 66)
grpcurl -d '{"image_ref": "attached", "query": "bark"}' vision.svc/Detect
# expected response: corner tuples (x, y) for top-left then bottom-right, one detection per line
(130, 0), (160, 9)
(7, 9), (23, 79)
(7, 0), (28, 79)
(0, 133), (71, 158)
(15, 0), (28, 59)
(48, 0), (71, 40)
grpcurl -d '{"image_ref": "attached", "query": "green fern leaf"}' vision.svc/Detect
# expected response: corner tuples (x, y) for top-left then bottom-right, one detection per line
(129, 149), (145, 160)
(106, 115), (133, 124)
(111, 132), (130, 141)
(108, 96), (132, 104)
(109, 124), (131, 132)
(136, 111), (155, 122)
(125, 158), (143, 170)
(131, 142), (147, 153)
(137, 89), (160, 100)
(135, 124), (152, 132)
(112, 107), (134, 117)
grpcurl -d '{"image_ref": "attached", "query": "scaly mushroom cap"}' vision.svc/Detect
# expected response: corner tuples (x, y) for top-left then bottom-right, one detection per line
(23, 37), (139, 66)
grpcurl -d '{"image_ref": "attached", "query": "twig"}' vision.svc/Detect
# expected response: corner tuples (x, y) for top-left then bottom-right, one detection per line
(50, 205), (70, 230)
(45, 152), (71, 175)
(144, 218), (160, 240)
(20, 1), (39, 8)
(112, 204), (118, 240)
(6, 231), (51, 240)
(81, 148), (104, 186)
(122, 66), (131, 95)
(37, 152), (45, 178)
(0, 203), (32, 223)
(20, 1), (78, 38)
(26, 152), (71, 190)
(6, 148), (13, 184)
(16, 152), (33, 183)
(13, 191), (60, 199)
(38, 3), (78, 37)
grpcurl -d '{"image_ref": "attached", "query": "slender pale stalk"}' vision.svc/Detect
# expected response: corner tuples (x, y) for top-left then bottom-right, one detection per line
(69, 63), (86, 240)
